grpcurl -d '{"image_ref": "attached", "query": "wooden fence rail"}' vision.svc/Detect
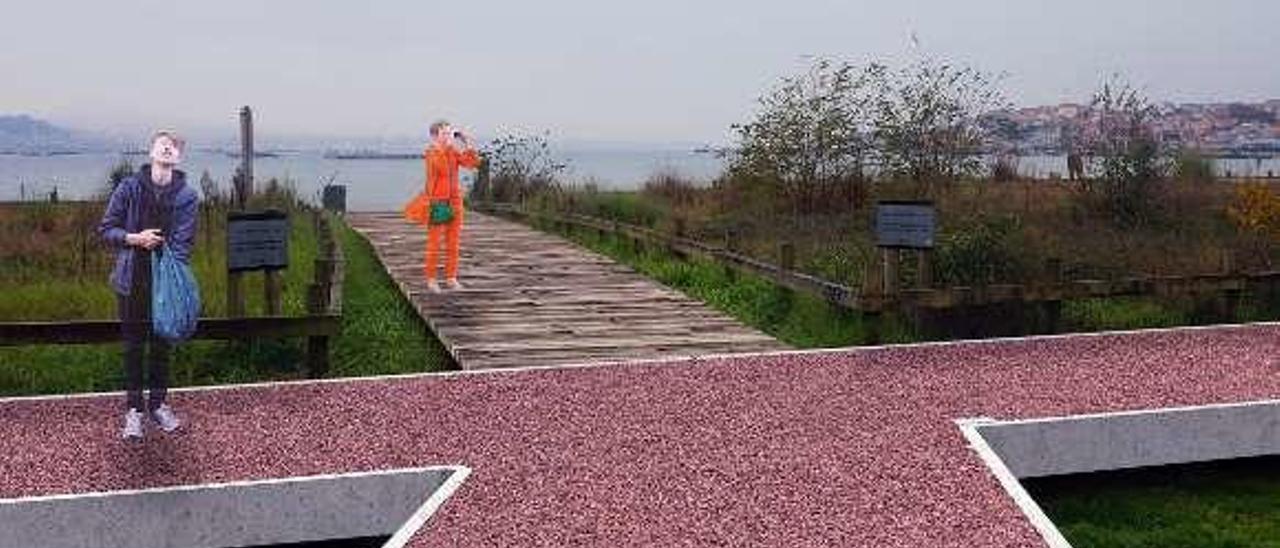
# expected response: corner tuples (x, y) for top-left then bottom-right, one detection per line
(0, 209), (345, 377)
(476, 202), (1280, 317)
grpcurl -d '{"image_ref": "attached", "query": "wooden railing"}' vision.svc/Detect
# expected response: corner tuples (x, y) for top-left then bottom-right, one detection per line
(0, 209), (345, 377)
(476, 202), (1278, 319)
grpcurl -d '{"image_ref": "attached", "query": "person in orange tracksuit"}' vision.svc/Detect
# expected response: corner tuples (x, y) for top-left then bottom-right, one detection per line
(424, 120), (480, 292)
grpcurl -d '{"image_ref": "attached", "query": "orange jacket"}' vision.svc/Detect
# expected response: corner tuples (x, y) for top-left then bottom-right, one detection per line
(425, 145), (480, 202)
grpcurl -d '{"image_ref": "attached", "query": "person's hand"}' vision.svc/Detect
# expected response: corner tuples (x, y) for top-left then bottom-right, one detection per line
(454, 130), (473, 150)
(126, 229), (165, 250)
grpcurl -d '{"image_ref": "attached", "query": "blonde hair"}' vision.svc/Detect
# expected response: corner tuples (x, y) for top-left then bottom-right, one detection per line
(428, 120), (450, 137)
(150, 129), (186, 151)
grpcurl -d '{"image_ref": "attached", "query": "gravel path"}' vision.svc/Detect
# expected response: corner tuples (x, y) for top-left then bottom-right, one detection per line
(3, 325), (1279, 547)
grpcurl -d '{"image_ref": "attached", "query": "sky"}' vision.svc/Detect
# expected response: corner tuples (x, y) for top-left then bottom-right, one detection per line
(1, 0), (1277, 146)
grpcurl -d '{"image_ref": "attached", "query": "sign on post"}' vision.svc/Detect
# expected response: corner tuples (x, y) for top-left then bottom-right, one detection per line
(227, 210), (289, 272)
(875, 201), (936, 249)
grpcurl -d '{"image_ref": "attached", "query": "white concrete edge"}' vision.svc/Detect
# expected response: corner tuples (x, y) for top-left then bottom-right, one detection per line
(976, 397), (1280, 427)
(383, 466), (472, 548)
(956, 418), (1072, 548)
(0, 465), (468, 506)
(4, 320), (1276, 405)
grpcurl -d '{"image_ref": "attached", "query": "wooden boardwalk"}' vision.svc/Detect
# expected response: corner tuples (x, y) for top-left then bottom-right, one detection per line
(346, 211), (787, 369)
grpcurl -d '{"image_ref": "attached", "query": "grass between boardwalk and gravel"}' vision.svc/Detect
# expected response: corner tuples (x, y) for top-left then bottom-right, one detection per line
(1028, 455), (1280, 548)
(329, 219), (454, 377)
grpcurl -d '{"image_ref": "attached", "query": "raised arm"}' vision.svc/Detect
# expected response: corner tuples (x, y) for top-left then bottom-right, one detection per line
(457, 147), (480, 169)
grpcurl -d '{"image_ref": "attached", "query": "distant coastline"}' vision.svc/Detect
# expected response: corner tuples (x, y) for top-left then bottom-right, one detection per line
(322, 150), (421, 160)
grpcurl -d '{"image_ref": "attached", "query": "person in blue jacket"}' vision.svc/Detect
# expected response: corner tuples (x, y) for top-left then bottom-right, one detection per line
(98, 130), (199, 439)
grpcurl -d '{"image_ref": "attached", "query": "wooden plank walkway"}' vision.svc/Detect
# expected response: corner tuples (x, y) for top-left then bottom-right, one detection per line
(346, 211), (787, 369)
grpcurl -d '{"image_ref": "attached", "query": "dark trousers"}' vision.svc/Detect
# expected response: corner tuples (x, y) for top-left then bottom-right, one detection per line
(118, 272), (170, 412)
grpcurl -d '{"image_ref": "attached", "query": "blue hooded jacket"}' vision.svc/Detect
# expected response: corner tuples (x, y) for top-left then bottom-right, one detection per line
(97, 165), (200, 296)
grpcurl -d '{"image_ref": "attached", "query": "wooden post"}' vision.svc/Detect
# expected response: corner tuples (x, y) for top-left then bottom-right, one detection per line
(237, 106), (254, 209)
(861, 248), (886, 314)
(305, 282), (330, 378)
(723, 228), (738, 280)
(780, 241), (796, 272)
(227, 269), (245, 318)
(476, 156), (491, 203)
(1046, 257), (1064, 284)
(264, 271), (282, 316)
(1220, 248), (1237, 275)
(669, 217), (688, 259)
(883, 248), (901, 297)
(916, 250), (932, 289)
(862, 310), (883, 345)
(228, 107), (254, 318)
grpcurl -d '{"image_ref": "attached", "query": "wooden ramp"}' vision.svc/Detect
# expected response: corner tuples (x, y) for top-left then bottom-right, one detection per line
(346, 211), (787, 369)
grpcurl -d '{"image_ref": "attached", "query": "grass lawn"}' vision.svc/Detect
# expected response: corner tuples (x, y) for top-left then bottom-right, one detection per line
(0, 202), (453, 398)
(328, 219), (454, 377)
(1028, 456), (1280, 548)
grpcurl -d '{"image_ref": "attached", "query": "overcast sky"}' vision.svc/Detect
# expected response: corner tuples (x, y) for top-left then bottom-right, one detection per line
(2, 0), (1276, 145)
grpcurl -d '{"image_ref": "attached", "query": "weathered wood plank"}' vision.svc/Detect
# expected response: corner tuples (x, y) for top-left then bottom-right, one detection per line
(456, 340), (790, 370)
(348, 211), (787, 369)
(453, 331), (778, 353)
(446, 320), (765, 345)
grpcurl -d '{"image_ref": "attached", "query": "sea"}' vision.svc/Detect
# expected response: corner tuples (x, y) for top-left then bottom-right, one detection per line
(2, 150), (1277, 212)
(0, 148), (725, 212)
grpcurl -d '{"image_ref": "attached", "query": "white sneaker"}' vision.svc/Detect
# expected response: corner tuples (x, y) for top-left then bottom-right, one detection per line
(427, 280), (442, 293)
(445, 278), (464, 290)
(151, 404), (181, 433)
(122, 408), (144, 439)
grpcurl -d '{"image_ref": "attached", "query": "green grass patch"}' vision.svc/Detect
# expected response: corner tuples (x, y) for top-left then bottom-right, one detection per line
(1063, 298), (1190, 332)
(0, 210), (454, 397)
(329, 219), (454, 376)
(0, 202), (317, 320)
(1028, 456), (1280, 548)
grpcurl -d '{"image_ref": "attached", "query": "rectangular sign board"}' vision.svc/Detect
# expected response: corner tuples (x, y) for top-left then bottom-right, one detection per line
(875, 201), (936, 249)
(227, 210), (289, 272)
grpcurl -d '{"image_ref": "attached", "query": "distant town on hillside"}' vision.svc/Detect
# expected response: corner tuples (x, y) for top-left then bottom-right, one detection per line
(984, 100), (1280, 157)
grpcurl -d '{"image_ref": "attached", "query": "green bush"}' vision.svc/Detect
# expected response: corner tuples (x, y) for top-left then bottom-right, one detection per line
(934, 214), (1029, 285)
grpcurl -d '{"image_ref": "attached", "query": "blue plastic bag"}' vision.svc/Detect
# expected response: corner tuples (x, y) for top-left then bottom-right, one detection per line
(152, 243), (201, 342)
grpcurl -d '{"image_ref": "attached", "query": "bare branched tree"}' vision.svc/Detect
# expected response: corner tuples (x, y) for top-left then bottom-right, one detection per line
(872, 60), (1008, 193)
(1077, 77), (1170, 226)
(727, 57), (877, 219)
(475, 131), (568, 203)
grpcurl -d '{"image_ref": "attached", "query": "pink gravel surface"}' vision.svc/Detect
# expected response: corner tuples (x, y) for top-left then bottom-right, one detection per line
(3, 324), (1280, 547)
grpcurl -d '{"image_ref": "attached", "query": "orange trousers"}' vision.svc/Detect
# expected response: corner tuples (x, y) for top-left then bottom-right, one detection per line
(424, 208), (463, 281)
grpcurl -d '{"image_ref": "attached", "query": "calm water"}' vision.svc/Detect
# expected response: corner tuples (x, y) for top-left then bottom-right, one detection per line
(3, 151), (1276, 211)
(0, 148), (727, 211)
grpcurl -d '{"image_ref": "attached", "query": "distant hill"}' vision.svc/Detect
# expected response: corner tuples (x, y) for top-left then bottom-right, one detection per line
(0, 115), (110, 154)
